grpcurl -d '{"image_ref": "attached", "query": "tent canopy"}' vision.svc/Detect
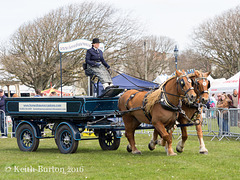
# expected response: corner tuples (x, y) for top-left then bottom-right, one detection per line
(95, 73), (159, 94)
(210, 72), (240, 95)
(41, 87), (72, 96)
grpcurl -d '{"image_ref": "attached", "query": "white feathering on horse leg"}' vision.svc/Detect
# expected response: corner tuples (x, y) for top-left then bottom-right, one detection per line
(199, 138), (208, 154)
(176, 140), (184, 153)
(149, 139), (156, 150)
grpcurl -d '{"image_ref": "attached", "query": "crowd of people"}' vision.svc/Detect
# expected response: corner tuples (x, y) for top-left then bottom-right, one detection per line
(208, 89), (238, 109)
(207, 89), (239, 134)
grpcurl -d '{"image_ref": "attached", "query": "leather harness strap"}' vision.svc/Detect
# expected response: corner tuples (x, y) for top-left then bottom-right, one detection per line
(125, 92), (140, 110)
(124, 91), (152, 122)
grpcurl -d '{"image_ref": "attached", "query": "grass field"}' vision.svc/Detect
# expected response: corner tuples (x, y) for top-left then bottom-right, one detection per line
(0, 133), (239, 180)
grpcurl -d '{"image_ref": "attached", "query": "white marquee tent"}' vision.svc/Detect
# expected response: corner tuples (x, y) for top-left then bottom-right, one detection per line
(209, 71), (240, 95)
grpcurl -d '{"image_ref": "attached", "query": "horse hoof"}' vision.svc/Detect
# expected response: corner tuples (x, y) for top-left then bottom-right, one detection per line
(126, 145), (132, 153)
(168, 152), (177, 156)
(200, 151), (208, 155)
(148, 143), (155, 151)
(176, 147), (183, 153)
(132, 150), (142, 155)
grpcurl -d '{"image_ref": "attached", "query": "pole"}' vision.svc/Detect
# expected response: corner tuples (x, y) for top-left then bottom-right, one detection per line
(144, 41), (147, 80)
(175, 55), (178, 70)
(60, 52), (63, 98)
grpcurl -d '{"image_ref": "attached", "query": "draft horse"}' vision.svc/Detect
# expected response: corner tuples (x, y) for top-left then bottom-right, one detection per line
(148, 70), (211, 154)
(118, 70), (196, 156)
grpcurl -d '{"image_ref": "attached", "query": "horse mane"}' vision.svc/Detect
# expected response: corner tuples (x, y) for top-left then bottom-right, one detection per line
(145, 75), (177, 113)
(188, 73), (195, 78)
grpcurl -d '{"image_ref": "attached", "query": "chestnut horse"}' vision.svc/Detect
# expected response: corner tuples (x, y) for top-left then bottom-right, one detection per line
(118, 70), (197, 156)
(149, 70), (211, 154)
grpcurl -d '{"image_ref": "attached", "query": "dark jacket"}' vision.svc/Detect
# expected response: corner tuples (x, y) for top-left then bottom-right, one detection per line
(0, 95), (6, 112)
(85, 47), (110, 69)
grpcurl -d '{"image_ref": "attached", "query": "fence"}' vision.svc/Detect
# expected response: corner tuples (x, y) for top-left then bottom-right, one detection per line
(205, 108), (240, 141)
(1, 108), (240, 141)
(129, 108), (240, 141)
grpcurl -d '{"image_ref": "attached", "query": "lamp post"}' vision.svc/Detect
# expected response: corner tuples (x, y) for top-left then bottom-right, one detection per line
(174, 45), (178, 70)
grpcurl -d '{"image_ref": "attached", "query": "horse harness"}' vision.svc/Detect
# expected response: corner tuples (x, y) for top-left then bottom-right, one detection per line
(122, 74), (201, 127)
(124, 91), (152, 122)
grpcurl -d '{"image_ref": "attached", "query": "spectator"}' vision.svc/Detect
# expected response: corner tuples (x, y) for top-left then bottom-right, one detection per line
(34, 89), (42, 97)
(11, 93), (18, 137)
(210, 93), (217, 108)
(217, 93), (222, 104)
(217, 94), (231, 134)
(0, 89), (7, 138)
(231, 89), (238, 126)
(209, 94), (217, 117)
(232, 89), (238, 108)
(227, 94), (233, 108)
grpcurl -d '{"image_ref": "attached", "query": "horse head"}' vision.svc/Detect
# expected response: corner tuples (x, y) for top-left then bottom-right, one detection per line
(176, 70), (196, 104)
(193, 70), (211, 104)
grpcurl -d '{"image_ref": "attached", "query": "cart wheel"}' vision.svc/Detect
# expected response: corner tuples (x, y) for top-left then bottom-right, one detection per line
(99, 131), (120, 150)
(17, 124), (39, 152)
(56, 125), (78, 154)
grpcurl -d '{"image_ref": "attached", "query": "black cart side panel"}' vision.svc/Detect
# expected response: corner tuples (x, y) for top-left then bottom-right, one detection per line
(5, 96), (119, 120)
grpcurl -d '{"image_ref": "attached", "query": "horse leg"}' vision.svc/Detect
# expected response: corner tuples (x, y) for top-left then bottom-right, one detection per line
(196, 121), (208, 154)
(153, 121), (177, 156)
(123, 115), (141, 154)
(148, 128), (158, 151)
(176, 125), (188, 153)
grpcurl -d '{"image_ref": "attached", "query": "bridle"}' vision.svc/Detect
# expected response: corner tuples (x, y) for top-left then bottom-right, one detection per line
(193, 75), (210, 100)
(176, 74), (195, 97)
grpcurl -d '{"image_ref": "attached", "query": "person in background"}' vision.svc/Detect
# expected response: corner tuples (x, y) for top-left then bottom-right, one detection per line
(11, 93), (18, 137)
(217, 93), (222, 104)
(34, 89), (42, 97)
(209, 94), (217, 117)
(232, 89), (238, 108)
(0, 89), (7, 138)
(217, 94), (231, 134)
(231, 89), (238, 126)
(210, 94), (217, 108)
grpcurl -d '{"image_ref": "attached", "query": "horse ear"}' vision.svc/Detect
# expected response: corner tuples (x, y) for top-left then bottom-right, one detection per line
(206, 71), (211, 76)
(195, 70), (200, 77)
(176, 70), (182, 77)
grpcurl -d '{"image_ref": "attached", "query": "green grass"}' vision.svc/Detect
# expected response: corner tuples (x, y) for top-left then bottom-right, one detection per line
(0, 134), (239, 180)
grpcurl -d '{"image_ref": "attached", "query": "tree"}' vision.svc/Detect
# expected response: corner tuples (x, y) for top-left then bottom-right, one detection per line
(121, 36), (175, 81)
(0, 2), (141, 91)
(192, 6), (240, 79)
(176, 49), (211, 72)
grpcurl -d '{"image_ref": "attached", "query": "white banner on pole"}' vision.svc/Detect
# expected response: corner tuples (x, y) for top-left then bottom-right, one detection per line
(58, 39), (104, 53)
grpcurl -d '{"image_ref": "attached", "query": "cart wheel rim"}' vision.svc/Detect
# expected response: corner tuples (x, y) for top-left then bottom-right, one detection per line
(104, 132), (114, 147)
(20, 129), (33, 149)
(60, 130), (73, 150)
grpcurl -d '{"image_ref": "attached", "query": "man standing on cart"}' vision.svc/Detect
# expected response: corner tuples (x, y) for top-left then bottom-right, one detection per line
(85, 38), (118, 91)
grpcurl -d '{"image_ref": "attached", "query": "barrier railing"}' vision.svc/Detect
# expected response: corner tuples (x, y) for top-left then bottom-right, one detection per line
(1, 108), (240, 141)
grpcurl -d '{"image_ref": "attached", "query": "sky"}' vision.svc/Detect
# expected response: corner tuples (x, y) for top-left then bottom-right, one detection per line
(0, 0), (239, 51)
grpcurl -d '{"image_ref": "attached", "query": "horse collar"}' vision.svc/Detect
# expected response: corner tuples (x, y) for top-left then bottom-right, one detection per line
(159, 86), (180, 112)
